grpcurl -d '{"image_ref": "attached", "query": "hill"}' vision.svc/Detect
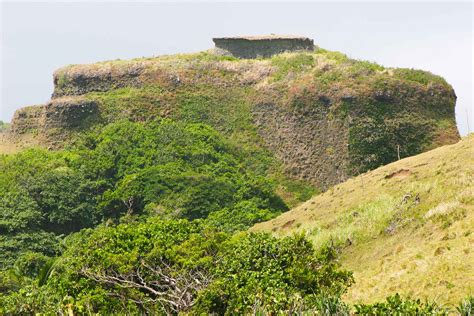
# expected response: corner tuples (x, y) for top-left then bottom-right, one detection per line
(3, 46), (459, 191)
(0, 38), (470, 314)
(253, 135), (474, 304)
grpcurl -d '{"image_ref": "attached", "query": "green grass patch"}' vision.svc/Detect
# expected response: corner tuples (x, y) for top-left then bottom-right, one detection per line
(393, 68), (449, 86)
(316, 48), (349, 63)
(271, 53), (315, 81)
(308, 196), (398, 250)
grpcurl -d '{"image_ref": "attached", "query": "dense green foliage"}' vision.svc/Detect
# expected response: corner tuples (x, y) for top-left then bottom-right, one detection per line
(353, 294), (472, 316)
(0, 48), (463, 313)
(2, 118), (343, 314)
(348, 113), (433, 173)
(0, 218), (353, 314)
(354, 294), (449, 315)
(194, 233), (352, 314)
(0, 119), (288, 269)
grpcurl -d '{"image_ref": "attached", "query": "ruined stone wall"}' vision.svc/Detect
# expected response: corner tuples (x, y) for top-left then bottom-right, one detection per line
(213, 36), (314, 59)
(11, 98), (98, 135)
(11, 105), (44, 134)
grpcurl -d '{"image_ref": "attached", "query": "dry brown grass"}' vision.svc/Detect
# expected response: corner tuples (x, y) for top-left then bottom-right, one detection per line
(0, 133), (30, 154)
(253, 134), (474, 304)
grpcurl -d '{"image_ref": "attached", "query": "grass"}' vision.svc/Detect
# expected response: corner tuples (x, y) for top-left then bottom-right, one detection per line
(393, 68), (449, 87)
(253, 134), (474, 305)
(315, 48), (350, 63)
(270, 52), (315, 81)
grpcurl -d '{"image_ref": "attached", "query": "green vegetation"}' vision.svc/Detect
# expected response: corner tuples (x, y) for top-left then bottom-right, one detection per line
(457, 296), (474, 316)
(393, 68), (450, 87)
(8, 47), (457, 189)
(354, 294), (449, 315)
(271, 53), (315, 81)
(254, 135), (474, 305)
(1, 118), (338, 314)
(0, 119), (291, 267)
(0, 120), (10, 132)
(348, 113), (434, 173)
(0, 139), (352, 313)
(316, 48), (349, 63)
(0, 221), (352, 314)
(0, 47), (465, 314)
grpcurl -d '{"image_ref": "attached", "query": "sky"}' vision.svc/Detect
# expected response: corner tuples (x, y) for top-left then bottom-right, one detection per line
(1, 1), (472, 135)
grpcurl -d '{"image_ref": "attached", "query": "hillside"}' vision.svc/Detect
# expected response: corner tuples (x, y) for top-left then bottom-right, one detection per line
(0, 39), (471, 314)
(253, 135), (474, 304)
(3, 47), (459, 191)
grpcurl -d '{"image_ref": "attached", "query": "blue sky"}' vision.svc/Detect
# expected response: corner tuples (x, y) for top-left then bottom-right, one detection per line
(1, 1), (472, 135)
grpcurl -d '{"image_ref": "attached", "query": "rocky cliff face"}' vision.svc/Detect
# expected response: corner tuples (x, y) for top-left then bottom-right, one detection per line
(8, 49), (459, 190)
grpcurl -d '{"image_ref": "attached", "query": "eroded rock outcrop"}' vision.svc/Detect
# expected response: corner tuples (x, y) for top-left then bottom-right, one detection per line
(7, 43), (459, 190)
(11, 97), (98, 139)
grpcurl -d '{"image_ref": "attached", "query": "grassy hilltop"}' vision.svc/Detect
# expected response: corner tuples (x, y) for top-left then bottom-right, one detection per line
(253, 134), (474, 304)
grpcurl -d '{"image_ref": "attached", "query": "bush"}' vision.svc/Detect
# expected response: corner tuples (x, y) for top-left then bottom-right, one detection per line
(13, 252), (50, 279)
(0, 119), (288, 269)
(354, 293), (448, 315)
(193, 233), (353, 314)
(4, 221), (352, 315)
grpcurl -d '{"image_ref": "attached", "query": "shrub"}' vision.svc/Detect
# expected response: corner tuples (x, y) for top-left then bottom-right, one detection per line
(193, 233), (353, 314)
(354, 293), (448, 315)
(0, 119), (287, 269)
(13, 252), (50, 279)
(10, 220), (352, 315)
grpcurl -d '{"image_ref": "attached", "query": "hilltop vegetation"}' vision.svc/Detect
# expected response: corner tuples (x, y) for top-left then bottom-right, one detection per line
(6, 48), (459, 189)
(253, 134), (474, 305)
(0, 47), (469, 314)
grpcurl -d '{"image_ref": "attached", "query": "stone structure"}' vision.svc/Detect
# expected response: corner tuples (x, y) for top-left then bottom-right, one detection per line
(213, 35), (314, 59)
(11, 98), (98, 135)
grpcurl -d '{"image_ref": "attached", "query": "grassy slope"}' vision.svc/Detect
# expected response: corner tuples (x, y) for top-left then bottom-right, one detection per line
(0, 132), (33, 155)
(253, 135), (474, 304)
